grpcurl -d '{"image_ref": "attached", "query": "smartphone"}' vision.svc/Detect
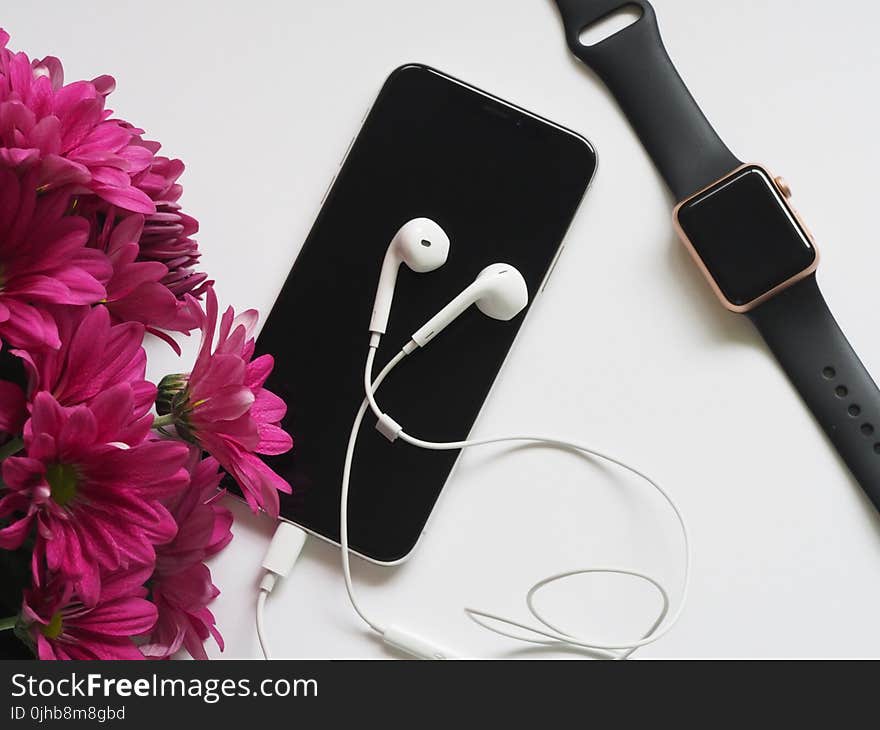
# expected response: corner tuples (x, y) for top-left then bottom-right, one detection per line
(249, 64), (596, 563)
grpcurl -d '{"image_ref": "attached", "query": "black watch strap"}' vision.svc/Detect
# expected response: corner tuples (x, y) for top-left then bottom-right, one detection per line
(553, 0), (880, 509)
(748, 276), (880, 510)
(552, 0), (740, 200)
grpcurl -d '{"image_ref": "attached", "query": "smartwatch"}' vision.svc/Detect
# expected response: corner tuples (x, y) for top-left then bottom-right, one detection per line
(553, 0), (880, 511)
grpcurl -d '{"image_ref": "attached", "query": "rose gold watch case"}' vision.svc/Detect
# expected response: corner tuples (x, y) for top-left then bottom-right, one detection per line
(672, 163), (820, 314)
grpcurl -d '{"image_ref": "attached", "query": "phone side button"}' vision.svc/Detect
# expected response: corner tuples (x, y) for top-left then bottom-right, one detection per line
(540, 245), (565, 293)
(319, 174), (337, 207)
(340, 134), (357, 167)
(319, 135), (358, 208)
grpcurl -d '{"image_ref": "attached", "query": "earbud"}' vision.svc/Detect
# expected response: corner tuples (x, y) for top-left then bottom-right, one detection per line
(408, 263), (528, 348)
(370, 218), (450, 335)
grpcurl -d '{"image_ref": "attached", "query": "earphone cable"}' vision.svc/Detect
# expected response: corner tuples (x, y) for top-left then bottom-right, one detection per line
(340, 341), (691, 658)
(340, 347), (408, 636)
(256, 586), (272, 659)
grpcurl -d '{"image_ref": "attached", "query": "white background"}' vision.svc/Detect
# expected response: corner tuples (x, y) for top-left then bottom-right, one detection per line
(6, 0), (880, 658)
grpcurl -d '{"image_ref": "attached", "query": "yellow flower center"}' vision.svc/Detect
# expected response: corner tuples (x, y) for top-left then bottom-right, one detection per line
(46, 463), (79, 507)
(41, 612), (63, 640)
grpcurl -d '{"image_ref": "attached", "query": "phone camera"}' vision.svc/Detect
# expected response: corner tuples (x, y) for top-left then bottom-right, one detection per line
(421, 239), (432, 247)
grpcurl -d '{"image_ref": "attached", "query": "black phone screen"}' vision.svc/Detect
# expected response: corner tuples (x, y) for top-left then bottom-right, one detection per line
(250, 65), (595, 562)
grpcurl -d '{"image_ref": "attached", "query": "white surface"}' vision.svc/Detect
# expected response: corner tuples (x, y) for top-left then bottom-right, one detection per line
(6, 0), (880, 658)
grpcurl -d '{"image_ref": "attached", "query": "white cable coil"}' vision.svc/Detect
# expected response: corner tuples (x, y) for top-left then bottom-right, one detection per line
(338, 342), (691, 660)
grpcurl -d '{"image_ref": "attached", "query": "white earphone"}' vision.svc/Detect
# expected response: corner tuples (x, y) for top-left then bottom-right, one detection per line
(369, 218), (450, 335)
(408, 263), (529, 349)
(340, 218), (690, 660)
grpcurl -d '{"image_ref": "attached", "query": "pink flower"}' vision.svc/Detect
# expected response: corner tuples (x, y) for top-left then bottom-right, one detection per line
(21, 563), (157, 660)
(13, 305), (154, 421)
(0, 392), (190, 605)
(80, 202), (193, 337)
(141, 454), (232, 660)
(154, 455), (232, 576)
(75, 201), (202, 353)
(130, 148), (209, 302)
(0, 167), (111, 350)
(0, 29), (155, 214)
(0, 29), (208, 352)
(157, 288), (292, 518)
(144, 563), (221, 660)
(89, 210), (176, 322)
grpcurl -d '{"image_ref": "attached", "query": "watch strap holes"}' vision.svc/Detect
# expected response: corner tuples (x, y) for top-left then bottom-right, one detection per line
(578, 5), (643, 47)
(822, 366), (876, 445)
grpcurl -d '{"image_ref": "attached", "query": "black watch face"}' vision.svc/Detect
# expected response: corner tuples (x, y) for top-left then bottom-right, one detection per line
(675, 165), (817, 308)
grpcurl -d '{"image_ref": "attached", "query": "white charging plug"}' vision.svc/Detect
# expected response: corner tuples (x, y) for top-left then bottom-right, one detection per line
(256, 521), (308, 659)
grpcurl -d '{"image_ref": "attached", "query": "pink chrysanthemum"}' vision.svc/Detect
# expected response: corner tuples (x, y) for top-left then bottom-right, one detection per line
(0, 29), (155, 213)
(156, 287), (292, 518)
(13, 305), (154, 421)
(22, 563), (156, 660)
(72, 203), (201, 351)
(0, 29), (208, 351)
(142, 453), (232, 660)
(0, 392), (190, 605)
(130, 148), (209, 302)
(0, 167), (111, 351)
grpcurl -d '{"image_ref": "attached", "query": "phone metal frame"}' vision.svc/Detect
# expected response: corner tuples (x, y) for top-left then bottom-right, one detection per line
(256, 64), (597, 565)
